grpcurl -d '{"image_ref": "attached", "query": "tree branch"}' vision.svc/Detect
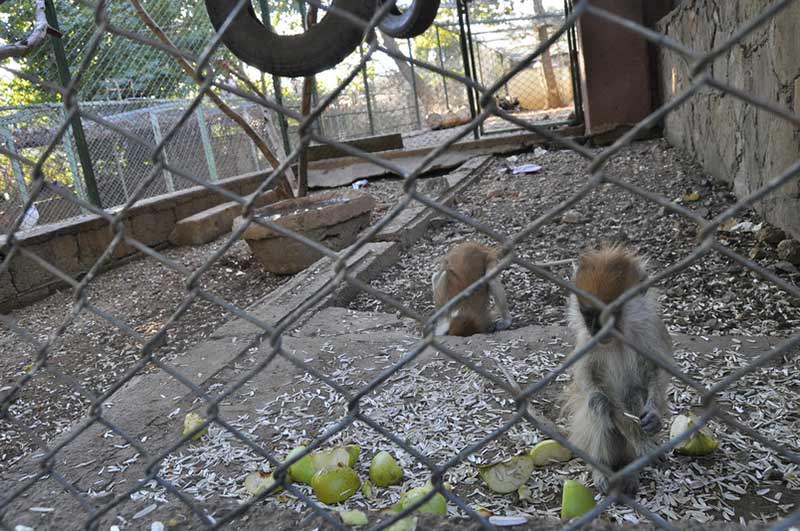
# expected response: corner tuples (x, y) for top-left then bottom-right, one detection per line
(129, 0), (297, 199)
(0, 0), (49, 61)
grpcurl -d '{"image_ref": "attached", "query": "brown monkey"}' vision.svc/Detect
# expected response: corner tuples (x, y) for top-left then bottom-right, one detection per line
(431, 241), (511, 337)
(562, 245), (672, 496)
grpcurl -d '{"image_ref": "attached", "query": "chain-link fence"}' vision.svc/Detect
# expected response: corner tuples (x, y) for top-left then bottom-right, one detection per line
(0, 0), (577, 232)
(2, 0), (800, 529)
(456, 1), (579, 136)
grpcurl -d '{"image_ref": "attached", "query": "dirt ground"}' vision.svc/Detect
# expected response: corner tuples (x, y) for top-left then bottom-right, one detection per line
(5, 305), (796, 530)
(0, 183), (409, 474)
(2, 138), (800, 530)
(350, 139), (800, 338)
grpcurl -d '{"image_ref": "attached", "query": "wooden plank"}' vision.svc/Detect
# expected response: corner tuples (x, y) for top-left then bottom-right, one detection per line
(305, 132), (404, 162)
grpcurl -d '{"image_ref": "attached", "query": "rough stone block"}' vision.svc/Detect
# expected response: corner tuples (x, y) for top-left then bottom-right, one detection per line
(112, 220), (137, 260)
(175, 193), (216, 220)
(374, 204), (428, 243)
(418, 176), (448, 196)
(169, 190), (281, 247)
(9, 249), (57, 292)
(48, 234), (80, 275)
(169, 201), (241, 247)
(245, 215), (371, 275)
(238, 190), (375, 274)
(77, 226), (114, 268)
(777, 239), (800, 265)
(130, 208), (176, 247)
(0, 270), (17, 301)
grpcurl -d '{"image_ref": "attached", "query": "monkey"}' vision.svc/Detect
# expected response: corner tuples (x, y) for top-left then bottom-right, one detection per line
(431, 241), (511, 337)
(495, 94), (520, 112)
(562, 244), (672, 496)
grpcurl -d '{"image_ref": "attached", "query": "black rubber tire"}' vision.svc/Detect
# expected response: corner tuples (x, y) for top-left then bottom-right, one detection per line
(378, 0), (440, 38)
(204, 0), (375, 78)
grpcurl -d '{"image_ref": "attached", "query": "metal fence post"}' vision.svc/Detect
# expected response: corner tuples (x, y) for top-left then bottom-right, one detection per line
(60, 121), (88, 203)
(565, 0), (584, 124)
(0, 126), (29, 203)
(59, 110), (92, 216)
(406, 39), (422, 129)
(43, 0), (103, 208)
(456, 0), (479, 139)
(359, 44), (376, 136)
(435, 26), (451, 111)
(149, 111), (175, 192)
(196, 107), (219, 182)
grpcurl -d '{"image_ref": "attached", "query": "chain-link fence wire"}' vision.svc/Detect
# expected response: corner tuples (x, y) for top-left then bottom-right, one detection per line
(0, 0), (271, 229)
(0, 1), (573, 230)
(0, 98), (277, 228)
(1, 0), (800, 529)
(466, 19), (575, 130)
(277, 20), (475, 150)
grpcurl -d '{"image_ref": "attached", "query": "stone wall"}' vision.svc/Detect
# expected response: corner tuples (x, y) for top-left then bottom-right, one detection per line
(0, 171), (272, 312)
(657, 0), (800, 240)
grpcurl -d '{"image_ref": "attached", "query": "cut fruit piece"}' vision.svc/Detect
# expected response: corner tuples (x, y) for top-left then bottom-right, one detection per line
(182, 412), (207, 442)
(361, 479), (375, 499)
(561, 480), (596, 520)
(670, 413), (719, 456)
(243, 470), (282, 496)
(311, 466), (361, 505)
(345, 444), (361, 467)
(286, 446), (315, 484)
(473, 505), (493, 517)
(399, 485), (447, 515)
(339, 509), (368, 526)
(517, 485), (532, 502)
(370, 451), (404, 487)
(478, 455), (535, 494)
(311, 447), (351, 472)
(529, 440), (572, 466)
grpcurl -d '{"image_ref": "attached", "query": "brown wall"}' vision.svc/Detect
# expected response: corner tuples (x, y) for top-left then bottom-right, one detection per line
(577, 0), (653, 133)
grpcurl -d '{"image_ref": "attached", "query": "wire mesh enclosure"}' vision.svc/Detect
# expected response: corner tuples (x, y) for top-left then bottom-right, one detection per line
(0, 0), (580, 232)
(1, 0), (800, 530)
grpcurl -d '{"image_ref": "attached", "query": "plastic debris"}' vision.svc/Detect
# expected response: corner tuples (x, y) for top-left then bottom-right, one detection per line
(511, 163), (543, 175)
(489, 515), (528, 527)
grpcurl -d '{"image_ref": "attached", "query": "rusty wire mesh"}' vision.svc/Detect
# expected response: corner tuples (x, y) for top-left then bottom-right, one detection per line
(1, 0), (800, 530)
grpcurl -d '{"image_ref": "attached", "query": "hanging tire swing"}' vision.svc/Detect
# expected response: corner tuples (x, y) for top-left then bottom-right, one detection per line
(204, 0), (440, 77)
